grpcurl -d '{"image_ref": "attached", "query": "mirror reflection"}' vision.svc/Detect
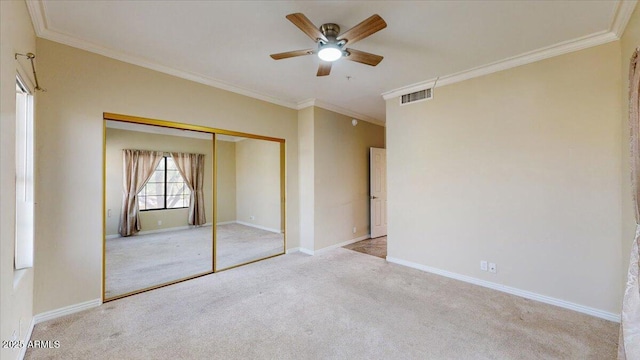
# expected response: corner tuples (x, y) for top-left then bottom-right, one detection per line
(215, 135), (284, 270)
(105, 121), (213, 299)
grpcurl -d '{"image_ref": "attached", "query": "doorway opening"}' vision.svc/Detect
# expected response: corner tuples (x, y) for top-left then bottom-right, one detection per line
(344, 147), (387, 258)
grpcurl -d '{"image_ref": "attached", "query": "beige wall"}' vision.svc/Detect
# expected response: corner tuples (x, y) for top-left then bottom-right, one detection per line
(620, 4), (640, 287)
(298, 107), (315, 251)
(105, 128), (214, 236)
(34, 39), (299, 314)
(386, 42), (623, 314)
(216, 140), (237, 224)
(312, 107), (385, 250)
(235, 138), (282, 231)
(1, 2), (36, 360)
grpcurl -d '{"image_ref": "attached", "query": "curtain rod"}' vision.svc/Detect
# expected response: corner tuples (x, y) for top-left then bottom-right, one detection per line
(15, 52), (45, 92)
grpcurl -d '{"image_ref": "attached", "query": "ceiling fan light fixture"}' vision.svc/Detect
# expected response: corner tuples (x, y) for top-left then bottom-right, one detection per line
(317, 43), (342, 62)
(271, 14), (387, 76)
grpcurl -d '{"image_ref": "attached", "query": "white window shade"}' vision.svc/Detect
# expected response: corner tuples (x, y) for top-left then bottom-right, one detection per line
(15, 77), (34, 270)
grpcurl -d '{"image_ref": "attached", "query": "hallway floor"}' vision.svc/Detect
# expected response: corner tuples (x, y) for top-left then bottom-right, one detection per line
(343, 236), (387, 259)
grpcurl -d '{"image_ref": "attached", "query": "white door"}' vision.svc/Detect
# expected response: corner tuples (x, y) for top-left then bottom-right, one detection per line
(370, 148), (387, 238)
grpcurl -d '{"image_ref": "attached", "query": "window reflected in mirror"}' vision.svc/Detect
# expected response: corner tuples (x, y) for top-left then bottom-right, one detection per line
(104, 120), (213, 299)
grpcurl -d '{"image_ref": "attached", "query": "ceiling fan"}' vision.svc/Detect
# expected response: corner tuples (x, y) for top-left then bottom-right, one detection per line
(270, 13), (387, 76)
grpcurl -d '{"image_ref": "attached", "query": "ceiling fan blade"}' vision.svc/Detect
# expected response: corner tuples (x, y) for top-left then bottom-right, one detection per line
(344, 48), (383, 66)
(337, 14), (387, 46)
(286, 13), (328, 43)
(317, 61), (332, 76)
(270, 49), (315, 60)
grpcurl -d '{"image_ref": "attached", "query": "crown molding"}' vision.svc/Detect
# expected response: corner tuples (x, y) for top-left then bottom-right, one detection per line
(296, 98), (316, 110)
(25, 1), (299, 111)
(382, 30), (617, 100)
(611, 0), (638, 37)
(25, 0), (46, 35)
(296, 99), (385, 127)
(382, 0), (637, 100)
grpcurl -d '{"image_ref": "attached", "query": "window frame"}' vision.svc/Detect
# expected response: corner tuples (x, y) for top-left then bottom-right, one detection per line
(138, 156), (190, 212)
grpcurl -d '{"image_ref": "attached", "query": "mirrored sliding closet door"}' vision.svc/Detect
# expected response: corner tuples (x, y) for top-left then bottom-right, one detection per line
(103, 114), (286, 300)
(215, 135), (285, 270)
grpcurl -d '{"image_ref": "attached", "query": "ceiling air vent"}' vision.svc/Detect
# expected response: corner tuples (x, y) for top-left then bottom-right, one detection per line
(400, 88), (432, 105)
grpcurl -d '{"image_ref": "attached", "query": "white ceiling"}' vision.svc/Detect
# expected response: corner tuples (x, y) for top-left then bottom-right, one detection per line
(28, 1), (636, 123)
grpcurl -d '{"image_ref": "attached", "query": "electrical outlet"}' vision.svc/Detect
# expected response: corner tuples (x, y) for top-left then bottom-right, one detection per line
(352, 227), (357, 234)
(250, 216), (255, 220)
(480, 261), (488, 271)
(489, 263), (497, 273)
(157, 220), (162, 226)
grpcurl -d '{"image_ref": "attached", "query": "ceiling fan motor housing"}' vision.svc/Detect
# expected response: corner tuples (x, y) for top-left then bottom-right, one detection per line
(320, 23), (340, 41)
(318, 23), (347, 60)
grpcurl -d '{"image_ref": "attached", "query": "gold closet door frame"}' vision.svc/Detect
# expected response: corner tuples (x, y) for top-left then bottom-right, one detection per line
(102, 112), (286, 302)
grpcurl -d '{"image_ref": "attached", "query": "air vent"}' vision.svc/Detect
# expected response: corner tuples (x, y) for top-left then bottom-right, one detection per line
(400, 88), (432, 105)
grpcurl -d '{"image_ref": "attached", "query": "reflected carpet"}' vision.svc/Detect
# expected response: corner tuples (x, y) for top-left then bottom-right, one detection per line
(106, 223), (283, 298)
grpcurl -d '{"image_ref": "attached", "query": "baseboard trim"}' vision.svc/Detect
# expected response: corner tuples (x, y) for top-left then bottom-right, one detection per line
(33, 298), (102, 325)
(235, 221), (281, 234)
(386, 256), (620, 323)
(285, 247), (300, 254)
(106, 223), (213, 239)
(18, 317), (35, 360)
(299, 248), (315, 255)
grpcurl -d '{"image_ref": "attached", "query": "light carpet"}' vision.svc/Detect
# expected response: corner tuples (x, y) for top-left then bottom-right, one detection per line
(28, 248), (617, 359)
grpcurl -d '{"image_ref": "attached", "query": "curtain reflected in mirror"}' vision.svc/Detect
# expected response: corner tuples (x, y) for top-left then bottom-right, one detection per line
(104, 121), (213, 299)
(215, 135), (284, 270)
